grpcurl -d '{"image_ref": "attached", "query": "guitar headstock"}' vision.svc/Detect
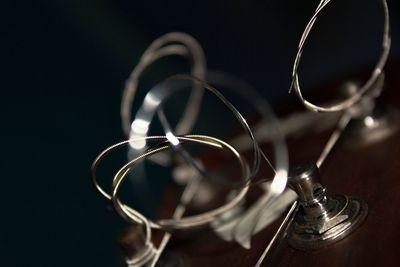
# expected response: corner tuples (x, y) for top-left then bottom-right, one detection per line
(90, 1), (400, 266)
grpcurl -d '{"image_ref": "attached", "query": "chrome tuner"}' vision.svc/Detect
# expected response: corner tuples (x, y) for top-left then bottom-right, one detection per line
(345, 104), (400, 145)
(343, 74), (400, 145)
(287, 163), (368, 250)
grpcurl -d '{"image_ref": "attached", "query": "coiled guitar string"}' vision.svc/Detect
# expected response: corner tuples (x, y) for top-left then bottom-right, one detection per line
(119, 33), (287, 221)
(92, 136), (248, 266)
(119, 33), (207, 228)
(92, 0), (391, 264)
(290, 0), (390, 112)
(114, 135), (251, 229)
(96, 71), (290, 264)
(176, 71), (289, 189)
(92, 135), (248, 265)
(128, 72), (289, 265)
(121, 32), (206, 138)
(91, 135), (249, 229)
(130, 74), (288, 191)
(257, 0), (391, 265)
(94, 27), (291, 263)
(124, 211), (155, 267)
(115, 27), (294, 265)
(120, 30), (288, 190)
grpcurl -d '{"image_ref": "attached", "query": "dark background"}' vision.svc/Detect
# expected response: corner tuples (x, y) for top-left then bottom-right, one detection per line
(2, 0), (399, 266)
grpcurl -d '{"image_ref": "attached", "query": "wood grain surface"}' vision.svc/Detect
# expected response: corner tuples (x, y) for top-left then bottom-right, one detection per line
(151, 63), (400, 267)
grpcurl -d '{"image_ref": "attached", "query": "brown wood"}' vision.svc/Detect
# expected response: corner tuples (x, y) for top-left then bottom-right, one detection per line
(152, 62), (400, 267)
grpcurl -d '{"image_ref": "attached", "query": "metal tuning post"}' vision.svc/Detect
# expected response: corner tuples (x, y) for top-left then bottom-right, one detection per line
(343, 74), (400, 145)
(117, 225), (156, 267)
(287, 163), (367, 250)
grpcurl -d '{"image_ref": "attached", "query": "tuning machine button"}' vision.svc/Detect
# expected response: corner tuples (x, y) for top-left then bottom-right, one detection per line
(287, 163), (368, 250)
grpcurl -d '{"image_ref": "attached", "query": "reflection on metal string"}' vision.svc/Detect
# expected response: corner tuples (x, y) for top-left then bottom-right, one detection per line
(255, 201), (298, 267)
(290, 0), (390, 112)
(204, 71), (288, 177)
(255, 92), (379, 266)
(121, 32), (206, 137)
(129, 74), (286, 188)
(109, 135), (250, 230)
(212, 182), (297, 249)
(147, 75), (288, 254)
(316, 112), (351, 168)
(93, 135), (251, 265)
(121, 62), (289, 262)
(256, 0), (391, 264)
(150, 72), (289, 250)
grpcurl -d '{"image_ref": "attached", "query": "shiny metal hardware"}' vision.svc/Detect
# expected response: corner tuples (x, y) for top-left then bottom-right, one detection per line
(287, 163), (368, 250)
(341, 74), (400, 146)
(117, 225), (157, 267)
(345, 104), (400, 145)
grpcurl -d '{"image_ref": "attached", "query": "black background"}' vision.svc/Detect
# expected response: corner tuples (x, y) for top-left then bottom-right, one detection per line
(2, 0), (399, 266)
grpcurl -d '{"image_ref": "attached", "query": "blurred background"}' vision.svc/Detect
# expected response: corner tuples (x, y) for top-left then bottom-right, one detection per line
(2, 0), (399, 266)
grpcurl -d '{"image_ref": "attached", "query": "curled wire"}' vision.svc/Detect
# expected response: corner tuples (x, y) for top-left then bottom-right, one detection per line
(290, 0), (391, 112)
(95, 32), (290, 244)
(130, 74), (260, 187)
(130, 74), (289, 193)
(204, 71), (289, 192)
(121, 33), (288, 194)
(122, 211), (155, 267)
(91, 135), (250, 230)
(121, 32), (206, 136)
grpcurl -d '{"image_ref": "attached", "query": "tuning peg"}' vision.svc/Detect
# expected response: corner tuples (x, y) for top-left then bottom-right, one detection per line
(340, 74), (400, 146)
(287, 163), (368, 250)
(116, 225), (156, 267)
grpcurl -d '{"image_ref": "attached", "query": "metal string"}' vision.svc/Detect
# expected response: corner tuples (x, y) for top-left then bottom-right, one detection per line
(121, 69), (289, 264)
(121, 32), (206, 137)
(92, 135), (250, 265)
(131, 74), (289, 192)
(92, 135), (250, 229)
(94, 3), (391, 259)
(290, 0), (391, 112)
(316, 112), (352, 168)
(111, 135), (250, 230)
(254, 201), (298, 267)
(129, 74), (260, 186)
(256, 1), (391, 265)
